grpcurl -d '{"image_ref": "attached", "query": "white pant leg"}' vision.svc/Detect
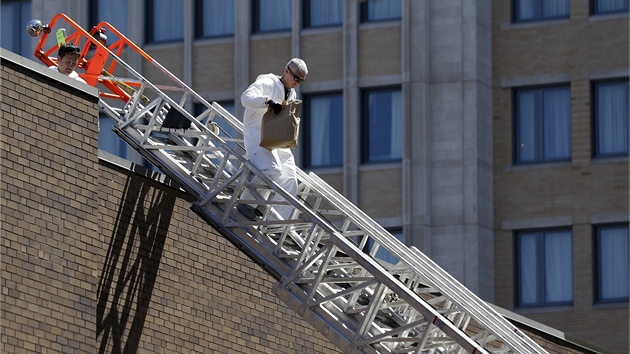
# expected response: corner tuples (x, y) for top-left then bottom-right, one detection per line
(271, 149), (297, 220)
(239, 145), (279, 205)
(241, 146), (297, 220)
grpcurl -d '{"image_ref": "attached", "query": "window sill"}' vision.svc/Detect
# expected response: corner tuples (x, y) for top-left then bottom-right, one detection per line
(500, 18), (570, 31)
(359, 161), (402, 172)
(502, 160), (572, 172)
(591, 155), (629, 164)
(143, 41), (184, 50)
(358, 20), (401, 30)
(593, 301), (629, 309)
(589, 11), (629, 22)
(250, 31), (291, 40)
(301, 26), (342, 36)
(193, 36), (235, 46)
(303, 166), (344, 175)
(513, 304), (574, 315)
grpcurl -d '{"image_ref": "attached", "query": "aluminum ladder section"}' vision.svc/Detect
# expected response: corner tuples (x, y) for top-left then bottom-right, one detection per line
(107, 85), (548, 354)
(44, 16), (549, 354)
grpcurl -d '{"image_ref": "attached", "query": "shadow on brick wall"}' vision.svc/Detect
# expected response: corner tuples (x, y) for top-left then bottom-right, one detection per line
(96, 176), (176, 354)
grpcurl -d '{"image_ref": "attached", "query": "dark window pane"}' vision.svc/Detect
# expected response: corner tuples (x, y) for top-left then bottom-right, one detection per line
(195, 0), (235, 38)
(596, 225), (629, 302)
(304, 94), (344, 168)
(514, 86), (571, 164)
(360, 0), (401, 22)
(146, 0), (184, 43)
(594, 81), (629, 157)
(1, 1), (33, 58)
(513, 0), (569, 22)
(363, 89), (403, 163)
(253, 0), (291, 33)
(516, 230), (573, 307)
(304, 0), (342, 28)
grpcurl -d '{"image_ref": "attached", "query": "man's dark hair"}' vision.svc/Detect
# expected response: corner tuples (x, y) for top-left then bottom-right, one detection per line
(58, 43), (81, 58)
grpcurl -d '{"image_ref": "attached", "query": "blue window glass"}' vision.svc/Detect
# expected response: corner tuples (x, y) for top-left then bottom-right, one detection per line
(146, 0), (184, 43)
(595, 225), (629, 303)
(593, 80), (629, 157)
(195, 0), (235, 38)
(99, 114), (130, 157)
(1, 1), (33, 58)
(194, 102), (243, 153)
(513, 0), (570, 22)
(365, 229), (403, 265)
(253, 0), (291, 33)
(516, 229), (573, 307)
(304, 0), (342, 28)
(591, 0), (629, 14)
(303, 93), (344, 168)
(89, 0), (128, 43)
(362, 88), (403, 163)
(514, 86), (571, 164)
(360, 0), (401, 23)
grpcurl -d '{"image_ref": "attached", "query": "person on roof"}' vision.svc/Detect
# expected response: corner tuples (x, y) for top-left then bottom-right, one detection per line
(238, 58), (308, 221)
(49, 43), (86, 84)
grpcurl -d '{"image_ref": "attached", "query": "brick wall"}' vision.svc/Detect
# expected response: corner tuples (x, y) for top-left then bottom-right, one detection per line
(1, 55), (100, 353)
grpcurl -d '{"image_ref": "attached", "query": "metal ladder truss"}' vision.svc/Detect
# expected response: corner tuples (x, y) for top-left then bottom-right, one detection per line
(31, 14), (549, 354)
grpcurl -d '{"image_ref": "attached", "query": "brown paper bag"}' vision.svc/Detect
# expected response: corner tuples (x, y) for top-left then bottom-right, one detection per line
(259, 100), (301, 150)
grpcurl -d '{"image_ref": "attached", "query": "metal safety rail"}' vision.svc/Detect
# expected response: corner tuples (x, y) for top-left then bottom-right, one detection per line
(30, 14), (549, 354)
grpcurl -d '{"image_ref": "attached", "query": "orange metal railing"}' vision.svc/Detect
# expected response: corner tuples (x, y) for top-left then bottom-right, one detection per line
(32, 13), (153, 103)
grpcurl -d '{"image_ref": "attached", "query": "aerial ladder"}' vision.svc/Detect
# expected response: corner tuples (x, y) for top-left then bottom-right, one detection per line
(28, 14), (549, 354)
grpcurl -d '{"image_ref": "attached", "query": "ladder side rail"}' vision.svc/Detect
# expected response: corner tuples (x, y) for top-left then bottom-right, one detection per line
(301, 171), (548, 354)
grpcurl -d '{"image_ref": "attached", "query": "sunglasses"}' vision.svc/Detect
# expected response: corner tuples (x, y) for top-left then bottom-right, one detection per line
(287, 66), (305, 83)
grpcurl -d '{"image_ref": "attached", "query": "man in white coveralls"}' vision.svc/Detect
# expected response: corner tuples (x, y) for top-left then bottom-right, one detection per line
(238, 58), (308, 221)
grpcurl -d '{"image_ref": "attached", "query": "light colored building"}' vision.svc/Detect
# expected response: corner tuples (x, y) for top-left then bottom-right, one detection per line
(2, 0), (627, 352)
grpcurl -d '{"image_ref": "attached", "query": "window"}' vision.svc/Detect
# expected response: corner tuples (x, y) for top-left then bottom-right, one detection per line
(304, 0), (342, 28)
(365, 229), (404, 265)
(512, 0), (570, 22)
(591, 0), (629, 14)
(145, 0), (184, 43)
(360, 0), (401, 22)
(516, 229), (573, 307)
(514, 86), (571, 164)
(195, 0), (235, 38)
(252, 0), (291, 33)
(1, 0), (33, 58)
(99, 114), (131, 157)
(595, 225), (629, 303)
(303, 93), (344, 168)
(593, 80), (629, 157)
(362, 88), (402, 163)
(194, 101), (243, 153)
(89, 0), (128, 42)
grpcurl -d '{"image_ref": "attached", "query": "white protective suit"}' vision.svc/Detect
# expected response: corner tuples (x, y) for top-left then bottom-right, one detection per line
(49, 65), (87, 84)
(240, 73), (297, 220)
